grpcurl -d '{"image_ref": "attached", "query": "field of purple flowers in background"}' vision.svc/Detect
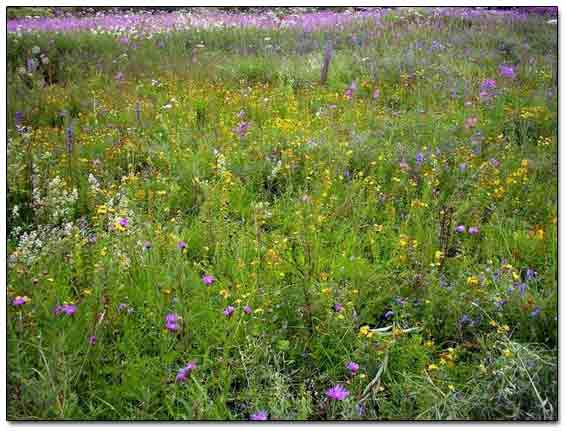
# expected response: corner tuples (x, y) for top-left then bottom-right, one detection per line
(7, 6), (558, 421)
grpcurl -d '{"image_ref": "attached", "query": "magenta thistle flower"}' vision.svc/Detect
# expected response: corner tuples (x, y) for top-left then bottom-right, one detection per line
(177, 240), (187, 250)
(468, 226), (480, 235)
(250, 410), (268, 421)
(243, 305), (253, 315)
(88, 335), (97, 345)
(346, 361), (360, 375)
(176, 360), (197, 382)
(165, 313), (181, 332)
(326, 384), (350, 401)
(455, 225), (466, 233)
(12, 296), (29, 306)
(223, 305), (235, 318)
(54, 303), (77, 316)
(499, 64), (516, 79)
(202, 274), (215, 286)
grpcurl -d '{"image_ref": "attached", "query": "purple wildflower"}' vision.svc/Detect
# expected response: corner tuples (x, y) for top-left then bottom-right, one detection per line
(165, 313), (180, 332)
(115, 72), (124, 81)
(118, 303), (128, 312)
(530, 307), (541, 318)
(468, 226), (480, 235)
(326, 384), (350, 401)
(54, 303), (77, 316)
(346, 361), (360, 375)
(525, 268), (537, 281)
(384, 310), (394, 319)
(490, 158), (501, 168)
(12, 296), (28, 306)
(176, 361), (197, 383)
(459, 314), (473, 327)
(344, 81), (357, 100)
(415, 152), (424, 166)
(243, 305), (253, 315)
(223, 305), (235, 318)
(233, 121), (250, 138)
(202, 274), (215, 286)
(250, 410), (268, 421)
(459, 163), (467, 172)
(88, 335), (97, 345)
(333, 303), (343, 312)
(177, 240), (187, 250)
(15, 111), (24, 128)
(118, 217), (128, 227)
(516, 283), (528, 296)
(455, 225), (466, 233)
(372, 88), (380, 100)
(480, 79), (497, 92)
(499, 64), (516, 79)
(495, 299), (507, 310)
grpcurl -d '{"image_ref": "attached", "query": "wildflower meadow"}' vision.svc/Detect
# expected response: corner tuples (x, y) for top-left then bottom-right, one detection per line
(6, 6), (558, 421)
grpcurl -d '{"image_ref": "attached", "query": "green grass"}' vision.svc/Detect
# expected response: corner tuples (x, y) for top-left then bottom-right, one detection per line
(7, 8), (557, 420)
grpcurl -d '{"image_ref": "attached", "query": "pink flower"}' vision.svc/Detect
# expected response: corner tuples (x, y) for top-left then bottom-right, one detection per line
(346, 361), (360, 375)
(202, 275), (215, 286)
(326, 384), (350, 401)
(54, 303), (77, 316)
(250, 410), (268, 420)
(464, 117), (478, 129)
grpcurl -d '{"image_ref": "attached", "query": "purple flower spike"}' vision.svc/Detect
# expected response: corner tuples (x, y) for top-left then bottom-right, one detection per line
(326, 384), (350, 401)
(250, 410), (268, 421)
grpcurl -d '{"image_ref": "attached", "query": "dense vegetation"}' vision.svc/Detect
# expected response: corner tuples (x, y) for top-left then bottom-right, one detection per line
(7, 7), (558, 420)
